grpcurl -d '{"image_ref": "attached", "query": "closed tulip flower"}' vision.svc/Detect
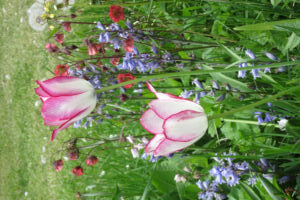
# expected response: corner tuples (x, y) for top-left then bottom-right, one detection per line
(35, 76), (97, 141)
(140, 83), (208, 156)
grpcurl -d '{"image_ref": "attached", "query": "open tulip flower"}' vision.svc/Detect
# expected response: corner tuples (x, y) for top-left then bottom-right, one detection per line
(35, 76), (97, 141)
(140, 82), (208, 156)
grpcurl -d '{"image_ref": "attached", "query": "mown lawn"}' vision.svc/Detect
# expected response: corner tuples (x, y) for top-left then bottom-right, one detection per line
(0, 0), (62, 199)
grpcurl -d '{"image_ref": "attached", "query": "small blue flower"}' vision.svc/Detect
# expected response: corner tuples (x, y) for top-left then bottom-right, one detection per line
(141, 152), (148, 160)
(212, 80), (220, 90)
(96, 21), (105, 30)
(279, 176), (290, 184)
(109, 23), (121, 31)
(248, 176), (256, 187)
(192, 78), (204, 89)
(104, 32), (111, 42)
(196, 180), (204, 190)
(126, 20), (133, 29)
(264, 67), (271, 73)
(98, 33), (106, 43)
(251, 68), (261, 80)
(133, 46), (139, 55)
(254, 112), (264, 125)
(180, 90), (194, 98)
(222, 169), (239, 187)
(264, 112), (276, 122)
(245, 49), (256, 60)
(111, 37), (121, 49)
(217, 94), (226, 102)
(265, 52), (280, 61)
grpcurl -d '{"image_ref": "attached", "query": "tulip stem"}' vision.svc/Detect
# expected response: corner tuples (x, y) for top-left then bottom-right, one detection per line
(222, 118), (280, 128)
(95, 60), (300, 94)
(208, 85), (300, 120)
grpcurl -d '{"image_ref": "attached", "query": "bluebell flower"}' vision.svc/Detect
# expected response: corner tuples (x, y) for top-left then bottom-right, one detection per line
(104, 32), (111, 42)
(192, 78), (204, 89)
(194, 92), (200, 104)
(98, 33), (106, 43)
(126, 20), (133, 29)
(196, 180), (204, 190)
(83, 121), (89, 129)
(279, 176), (290, 184)
(264, 112), (276, 122)
(248, 176), (256, 187)
(245, 49), (256, 60)
(96, 119), (103, 124)
(73, 120), (82, 128)
(96, 21), (105, 30)
(180, 90), (194, 98)
(251, 68), (261, 80)
(278, 66), (286, 72)
(111, 37), (121, 49)
(222, 169), (239, 187)
(151, 44), (158, 54)
(238, 63), (247, 78)
(109, 23), (121, 31)
(267, 102), (272, 107)
(210, 89), (216, 97)
(265, 52), (280, 61)
(234, 161), (249, 171)
(264, 67), (271, 73)
(254, 112), (264, 125)
(225, 84), (231, 91)
(133, 46), (139, 55)
(212, 80), (220, 90)
(217, 94), (226, 102)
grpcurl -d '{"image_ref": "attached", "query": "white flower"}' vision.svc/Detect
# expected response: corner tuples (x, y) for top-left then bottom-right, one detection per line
(278, 118), (288, 130)
(27, 2), (47, 31)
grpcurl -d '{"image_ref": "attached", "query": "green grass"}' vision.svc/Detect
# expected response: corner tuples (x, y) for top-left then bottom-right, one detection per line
(0, 0), (62, 199)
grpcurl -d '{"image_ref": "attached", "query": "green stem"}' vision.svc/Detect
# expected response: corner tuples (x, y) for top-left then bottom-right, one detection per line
(223, 118), (279, 127)
(95, 60), (300, 94)
(209, 85), (300, 120)
(106, 103), (135, 113)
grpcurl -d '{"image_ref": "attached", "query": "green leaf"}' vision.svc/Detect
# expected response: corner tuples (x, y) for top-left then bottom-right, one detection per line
(258, 175), (284, 200)
(240, 182), (261, 200)
(142, 163), (157, 200)
(283, 33), (300, 54)
(220, 44), (244, 61)
(176, 182), (185, 200)
(270, 0), (282, 7)
(234, 19), (300, 31)
(112, 184), (121, 200)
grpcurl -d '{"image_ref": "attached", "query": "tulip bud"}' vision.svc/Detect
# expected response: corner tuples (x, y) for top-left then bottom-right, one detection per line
(54, 33), (64, 43)
(62, 22), (71, 32)
(45, 43), (59, 53)
(69, 151), (79, 160)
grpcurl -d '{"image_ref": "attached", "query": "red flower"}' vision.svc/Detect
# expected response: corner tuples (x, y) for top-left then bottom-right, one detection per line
(88, 43), (102, 56)
(62, 22), (71, 32)
(45, 43), (59, 53)
(53, 159), (63, 172)
(86, 155), (98, 166)
(54, 64), (69, 76)
(69, 151), (79, 160)
(109, 5), (125, 23)
(110, 57), (120, 66)
(72, 166), (84, 176)
(122, 37), (134, 53)
(117, 73), (136, 89)
(54, 33), (64, 44)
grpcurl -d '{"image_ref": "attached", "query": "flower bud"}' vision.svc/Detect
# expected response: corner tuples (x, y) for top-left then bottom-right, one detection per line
(86, 155), (98, 166)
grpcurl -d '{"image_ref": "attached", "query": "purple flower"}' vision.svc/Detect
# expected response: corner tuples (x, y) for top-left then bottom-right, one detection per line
(264, 67), (271, 73)
(279, 176), (290, 184)
(248, 176), (256, 187)
(180, 90), (194, 98)
(254, 112), (264, 125)
(96, 21), (105, 30)
(264, 112), (276, 122)
(141, 152), (148, 160)
(196, 180), (204, 190)
(217, 94), (226, 102)
(238, 63), (247, 78)
(212, 80), (220, 90)
(251, 69), (261, 80)
(235, 161), (249, 171)
(245, 49), (256, 60)
(265, 52), (280, 61)
(222, 169), (239, 187)
(126, 20), (133, 29)
(192, 78), (204, 89)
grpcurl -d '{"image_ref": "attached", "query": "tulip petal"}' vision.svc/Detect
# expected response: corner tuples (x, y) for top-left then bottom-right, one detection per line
(163, 110), (208, 142)
(36, 76), (94, 97)
(154, 138), (199, 156)
(149, 99), (204, 119)
(144, 134), (165, 153)
(41, 92), (96, 123)
(35, 87), (50, 102)
(140, 109), (164, 134)
(44, 119), (67, 126)
(51, 100), (96, 141)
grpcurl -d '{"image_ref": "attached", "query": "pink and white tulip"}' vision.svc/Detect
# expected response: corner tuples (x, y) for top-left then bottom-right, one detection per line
(35, 76), (97, 141)
(140, 82), (208, 156)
